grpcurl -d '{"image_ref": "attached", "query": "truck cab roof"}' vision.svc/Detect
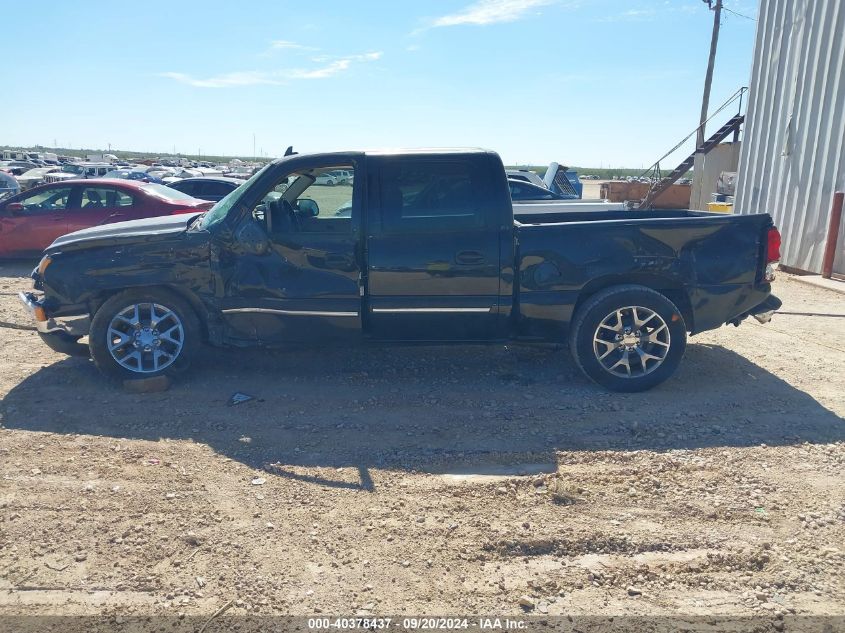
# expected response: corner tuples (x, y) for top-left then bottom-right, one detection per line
(271, 148), (496, 165)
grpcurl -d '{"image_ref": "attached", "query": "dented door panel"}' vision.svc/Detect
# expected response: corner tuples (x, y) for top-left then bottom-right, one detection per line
(219, 233), (361, 344)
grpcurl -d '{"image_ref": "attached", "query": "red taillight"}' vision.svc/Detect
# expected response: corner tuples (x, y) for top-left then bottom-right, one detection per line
(766, 227), (781, 263)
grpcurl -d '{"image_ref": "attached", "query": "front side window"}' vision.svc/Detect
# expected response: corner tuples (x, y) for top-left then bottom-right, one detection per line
(19, 187), (73, 213)
(256, 165), (355, 236)
(378, 160), (482, 233)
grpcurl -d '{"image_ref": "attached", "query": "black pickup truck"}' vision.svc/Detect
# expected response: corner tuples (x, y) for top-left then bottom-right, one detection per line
(19, 149), (782, 391)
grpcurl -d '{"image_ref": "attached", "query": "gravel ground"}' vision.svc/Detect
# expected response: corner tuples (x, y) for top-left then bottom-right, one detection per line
(0, 259), (843, 624)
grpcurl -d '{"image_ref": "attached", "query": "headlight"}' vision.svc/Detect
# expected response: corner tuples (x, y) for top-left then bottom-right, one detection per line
(37, 255), (52, 278)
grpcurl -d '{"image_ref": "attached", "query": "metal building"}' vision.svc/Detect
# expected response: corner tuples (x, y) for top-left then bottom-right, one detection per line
(735, 0), (845, 276)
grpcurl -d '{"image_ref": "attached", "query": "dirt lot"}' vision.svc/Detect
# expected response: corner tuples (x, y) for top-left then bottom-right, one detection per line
(0, 260), (843, 624)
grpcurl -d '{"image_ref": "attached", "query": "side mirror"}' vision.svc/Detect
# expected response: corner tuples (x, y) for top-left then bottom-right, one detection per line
(6, 202), (24, 215)
(296, 198), (319, 217)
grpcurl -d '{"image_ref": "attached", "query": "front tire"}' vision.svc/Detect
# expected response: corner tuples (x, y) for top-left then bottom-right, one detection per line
(89, 289), (200, 380)
(569, 285), (687, 392)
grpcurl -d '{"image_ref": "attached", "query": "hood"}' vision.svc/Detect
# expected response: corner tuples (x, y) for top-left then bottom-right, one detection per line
(46, 212), (202, 253)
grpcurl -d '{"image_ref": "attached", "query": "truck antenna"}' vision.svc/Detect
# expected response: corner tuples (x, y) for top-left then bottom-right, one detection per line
(284, 146), (297, 156)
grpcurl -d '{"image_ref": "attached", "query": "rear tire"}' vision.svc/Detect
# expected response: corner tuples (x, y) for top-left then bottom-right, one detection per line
(569, 285), (687, 392)
(89, 288), (200, 381)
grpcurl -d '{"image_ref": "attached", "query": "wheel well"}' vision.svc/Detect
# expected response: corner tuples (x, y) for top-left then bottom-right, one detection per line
(89, 285), (210, 341)
(573, 275), (694, 331)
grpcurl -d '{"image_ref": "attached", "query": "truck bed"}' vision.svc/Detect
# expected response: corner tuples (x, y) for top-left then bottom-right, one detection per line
(514, 208), (714, 225)
(513, 199), (626, 214)
(513, 209), (775, 334)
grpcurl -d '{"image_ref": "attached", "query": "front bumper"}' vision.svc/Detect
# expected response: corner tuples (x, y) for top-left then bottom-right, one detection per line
(18, 291), (90, 336)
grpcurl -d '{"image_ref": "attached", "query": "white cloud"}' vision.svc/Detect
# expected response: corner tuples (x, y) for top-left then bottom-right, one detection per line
(268, 40), (309, 50)
(289, 59), (352, 80)
(157, 71), (281, 88)
(289, 52), (382, 79)
(595, 8), (656, 23)
(260, 39), (318, 57)
(430, 0), (556, 27)
(159, 52), (382, 88)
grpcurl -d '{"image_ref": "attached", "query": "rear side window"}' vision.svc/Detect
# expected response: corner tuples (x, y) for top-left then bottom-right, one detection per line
(80, 187), (133, 208)
(142, 183), (196, 201)
(172, 181), (195, 196)
(198, 181), (235, 197)
(378, 160), (484, 233)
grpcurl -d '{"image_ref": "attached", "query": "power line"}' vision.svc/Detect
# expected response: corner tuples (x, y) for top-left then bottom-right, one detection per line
(723, 5), (757, 21)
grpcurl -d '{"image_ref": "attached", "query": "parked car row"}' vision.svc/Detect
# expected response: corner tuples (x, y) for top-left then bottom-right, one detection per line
(0, 150), (268, 198)
(0, 160), (583, 258)
(0, 179), (213, 257)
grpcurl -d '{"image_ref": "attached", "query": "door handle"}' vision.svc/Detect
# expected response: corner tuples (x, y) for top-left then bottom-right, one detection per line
(455, 250), (486, 265)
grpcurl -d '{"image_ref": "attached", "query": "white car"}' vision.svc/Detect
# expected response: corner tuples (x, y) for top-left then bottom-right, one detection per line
(329, 169), (354, 185)
(44, 163), (114, 183)
(314, 173), (339, 186)
(16, 167), (62, 191)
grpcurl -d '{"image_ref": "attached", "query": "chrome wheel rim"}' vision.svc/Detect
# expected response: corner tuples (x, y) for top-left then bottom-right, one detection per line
(107, 303), (184, 374)
(593, 306), (670, 378)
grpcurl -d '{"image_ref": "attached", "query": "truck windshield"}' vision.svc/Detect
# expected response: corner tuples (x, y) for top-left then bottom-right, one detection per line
(199, 166), (269, 230)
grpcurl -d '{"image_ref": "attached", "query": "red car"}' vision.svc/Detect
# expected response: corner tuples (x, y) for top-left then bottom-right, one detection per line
(0, 179), (214, 257)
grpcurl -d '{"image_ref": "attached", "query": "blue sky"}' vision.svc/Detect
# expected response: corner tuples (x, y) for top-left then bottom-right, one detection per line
(3, 0), (759, 167)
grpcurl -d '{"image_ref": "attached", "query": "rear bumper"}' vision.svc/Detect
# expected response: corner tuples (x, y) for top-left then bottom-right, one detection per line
(726, 293), (782, 327)
(748, 294), (782, 324)
(18, 291), (90, 336)
(689, 283), (778, 333)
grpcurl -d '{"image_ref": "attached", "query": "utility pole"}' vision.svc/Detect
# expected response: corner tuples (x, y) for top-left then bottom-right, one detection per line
(697, 0), (723, 149)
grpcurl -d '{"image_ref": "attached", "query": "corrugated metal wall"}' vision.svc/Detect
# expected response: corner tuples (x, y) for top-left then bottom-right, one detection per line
(735, 0), (845, 275)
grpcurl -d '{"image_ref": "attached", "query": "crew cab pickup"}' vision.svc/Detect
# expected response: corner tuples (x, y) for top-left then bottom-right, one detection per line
(20, 149), (782, 391)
